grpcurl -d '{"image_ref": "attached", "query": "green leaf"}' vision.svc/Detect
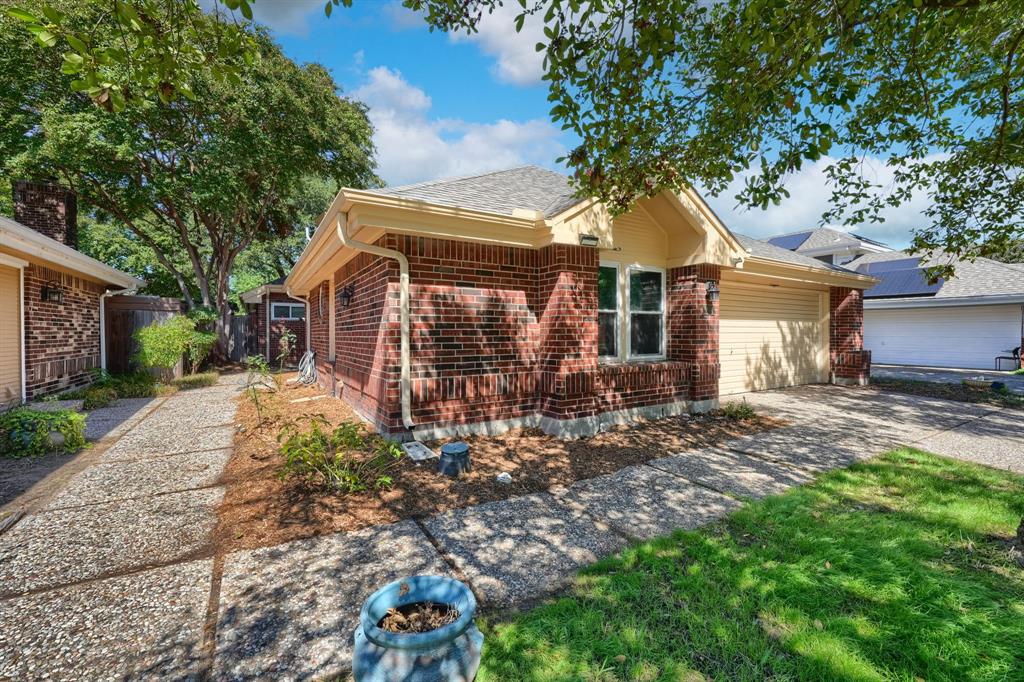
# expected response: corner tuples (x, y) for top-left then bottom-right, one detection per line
(65, 34), (88, 53)
(239, 1), (253, 20)
(6, 8), (38, 22)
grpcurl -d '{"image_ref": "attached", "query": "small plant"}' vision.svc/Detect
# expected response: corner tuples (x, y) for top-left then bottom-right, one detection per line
(278, 416), (404, 494)
(0, 408), (86, 458)
(185, 308), (218, 373)
(720, 399), (757, 420)
(244, 355), (277, 426)
(277, 328), (297, 370)
(1012, 367), (1024, 376)
(82, 386), (118, 410)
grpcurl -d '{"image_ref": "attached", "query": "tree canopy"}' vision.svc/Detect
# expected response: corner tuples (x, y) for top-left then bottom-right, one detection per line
(401, 0), (1024, 278)
(2, 2), (377, 351)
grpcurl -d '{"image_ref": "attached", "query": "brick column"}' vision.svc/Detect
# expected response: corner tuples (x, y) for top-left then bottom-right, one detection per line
(667, 264), (720, 406)
(536, 244), (599, 418)
(13, 180), (78, 248)
(829, 286), (871, 385)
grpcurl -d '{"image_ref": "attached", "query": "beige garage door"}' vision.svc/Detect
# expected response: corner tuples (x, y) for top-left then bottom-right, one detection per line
(719, 280), (829, 395)
(0, 265), (22, 407)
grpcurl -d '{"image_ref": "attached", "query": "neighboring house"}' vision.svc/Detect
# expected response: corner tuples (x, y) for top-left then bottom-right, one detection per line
(846, 250), (1024, 370)
(767, 227), (892, 266)
(240, 277), (308, 366)
(285, 166), (876, 440)
(0, 181), (143, 407)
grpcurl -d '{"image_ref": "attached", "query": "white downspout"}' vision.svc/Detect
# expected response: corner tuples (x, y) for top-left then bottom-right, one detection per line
(335, 214), (416, 434)
(99, 286), (137, 372)
(19, 266), (25, 402)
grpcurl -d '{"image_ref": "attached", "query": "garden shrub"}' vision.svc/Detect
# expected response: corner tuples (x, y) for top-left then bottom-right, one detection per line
(720, 399), (757, 420)
(278, 415), (404, 493)
(276, 328), (297, 370)
(135, 315), (192, 372)
(171, 371), (220, 390)
(82, 386), (118, 410)
(185, 308), (218, 372)
(0, 408), (86, 458)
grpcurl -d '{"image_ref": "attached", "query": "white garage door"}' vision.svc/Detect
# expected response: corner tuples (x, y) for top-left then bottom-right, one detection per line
(719, 281), (829, 395)
(0, 264), (22, 407)
(865, 304), (1023, 369)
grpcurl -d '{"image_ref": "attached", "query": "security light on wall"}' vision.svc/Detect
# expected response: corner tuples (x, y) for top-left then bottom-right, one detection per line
(40, 280), (64, 304)
(578, 233), (600, 248)
(339, 284), (355, 308)
(704, 281), (719, 314)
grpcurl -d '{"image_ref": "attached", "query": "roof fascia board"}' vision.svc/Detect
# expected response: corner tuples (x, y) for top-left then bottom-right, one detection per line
(744, 255), (878, 288)
(866, 294), (1024, 309)
(343, 189), (546, 230)
(0, 217), (142, 288)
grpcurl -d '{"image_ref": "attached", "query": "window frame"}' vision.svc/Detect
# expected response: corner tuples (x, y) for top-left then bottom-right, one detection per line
(597, 262), (621, 361)
(271, 303), (306, 321)
(625, 265), (667, 361)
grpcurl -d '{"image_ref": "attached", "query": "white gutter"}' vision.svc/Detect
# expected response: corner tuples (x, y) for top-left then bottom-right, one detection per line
(265, 291), (271, 361)
(865, 293), (1024, 309)
(0, 216), (141, 289)
(335, 214), (417, 435)
(99, 287), (138, 371)
(19, 264), (25, 403)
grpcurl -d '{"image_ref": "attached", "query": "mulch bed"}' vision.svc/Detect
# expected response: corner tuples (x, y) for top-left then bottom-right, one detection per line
(214, 374), (785, 554)
(868, 377), (1024, 410)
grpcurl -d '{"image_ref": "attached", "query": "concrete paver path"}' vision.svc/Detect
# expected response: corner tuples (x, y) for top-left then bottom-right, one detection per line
(1, 380), (1021, 680)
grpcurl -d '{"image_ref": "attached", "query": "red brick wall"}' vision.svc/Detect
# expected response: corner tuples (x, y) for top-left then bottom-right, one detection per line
(24, 263), (104, 399)
(668, 264), (721, 401)
(334, 244), (400, 429)
(253, 292), (307, 367)
(829, 286), (871, 384)
(13, 181), (78, 249)
(307, 280), (336, 394)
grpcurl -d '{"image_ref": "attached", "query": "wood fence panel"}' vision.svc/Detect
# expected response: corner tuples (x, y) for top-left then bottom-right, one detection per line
(105, 296), (184, 376)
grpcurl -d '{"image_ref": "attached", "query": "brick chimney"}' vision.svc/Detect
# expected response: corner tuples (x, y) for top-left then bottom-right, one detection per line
(12, 180), (78, 249)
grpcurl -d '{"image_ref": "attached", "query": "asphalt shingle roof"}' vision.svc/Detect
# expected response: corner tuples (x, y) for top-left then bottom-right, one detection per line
(372, 165), (583, 218)
(735, 234), (856, 274)
(847, 250), (1024, 298)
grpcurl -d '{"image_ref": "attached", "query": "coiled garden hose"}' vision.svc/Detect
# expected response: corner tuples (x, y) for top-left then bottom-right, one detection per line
(297, 349), (318, 385)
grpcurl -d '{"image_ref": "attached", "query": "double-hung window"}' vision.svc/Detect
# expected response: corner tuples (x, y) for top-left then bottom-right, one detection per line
(272, 303), (306, 321)
(597, 263), (666, 361)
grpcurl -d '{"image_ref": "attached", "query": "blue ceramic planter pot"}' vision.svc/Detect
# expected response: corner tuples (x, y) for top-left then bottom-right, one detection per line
(353, 575), (483, 682)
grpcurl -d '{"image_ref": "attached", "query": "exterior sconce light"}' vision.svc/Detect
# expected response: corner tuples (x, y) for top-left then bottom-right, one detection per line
(578, 233), (600, 248)
(40, 281), (64, 304)
(339, 284), (355, 308)
(704, 280), (719, 314)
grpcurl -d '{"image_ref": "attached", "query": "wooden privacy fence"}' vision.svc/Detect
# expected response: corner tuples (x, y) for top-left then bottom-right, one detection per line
(104, 295), (184, 376)
(227, 313), (256, 362)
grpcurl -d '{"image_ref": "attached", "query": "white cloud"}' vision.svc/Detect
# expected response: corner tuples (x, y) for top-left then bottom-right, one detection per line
(382, 1), (425, 30)
(225, 0), (324, 35)
(702, 156), (939, 249)
(447, 3), (546, 86)
(352, 66), (564, 185)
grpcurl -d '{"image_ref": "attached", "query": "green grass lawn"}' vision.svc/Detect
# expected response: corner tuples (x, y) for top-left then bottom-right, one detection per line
(478, 449), (1024, 681)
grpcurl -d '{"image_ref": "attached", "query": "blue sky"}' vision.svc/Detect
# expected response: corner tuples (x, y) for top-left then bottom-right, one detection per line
(256, 1), (922, 248)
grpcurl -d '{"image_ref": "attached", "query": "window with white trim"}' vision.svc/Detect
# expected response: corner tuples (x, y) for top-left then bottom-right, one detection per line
(627, 267), (665, 358)
(598, 263), (666, 361)
(597, 264), (619, 358)
(272, 303), (306, 321)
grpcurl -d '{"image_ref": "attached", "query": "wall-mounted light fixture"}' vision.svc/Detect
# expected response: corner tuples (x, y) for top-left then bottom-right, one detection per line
(339, 284), (355, 308)
(40, 280), (64, 304)
(578, 233), (600, 248)
(704, 280), (719, 314)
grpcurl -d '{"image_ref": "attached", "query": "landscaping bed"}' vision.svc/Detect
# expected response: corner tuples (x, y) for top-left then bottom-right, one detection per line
(215, 375), (783, 553)
(477, 448), (1024, 681)
(870, 376), (1024, 410)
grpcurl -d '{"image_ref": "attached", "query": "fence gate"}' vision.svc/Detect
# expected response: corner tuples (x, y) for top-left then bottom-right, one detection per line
(227, 314), (256, 362)
(104, 296), (184, 375)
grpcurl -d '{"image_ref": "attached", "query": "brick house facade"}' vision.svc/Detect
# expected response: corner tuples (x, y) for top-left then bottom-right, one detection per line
(1, 181), (141, 403)
(287, 167), (876, 440)
(242, 284), (308, 367)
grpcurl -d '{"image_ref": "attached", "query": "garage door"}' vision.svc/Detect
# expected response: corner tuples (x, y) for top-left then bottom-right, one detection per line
(0, 265), (22, 407)
(720, 281), (829, 395)
(865, 304), (1023, 369)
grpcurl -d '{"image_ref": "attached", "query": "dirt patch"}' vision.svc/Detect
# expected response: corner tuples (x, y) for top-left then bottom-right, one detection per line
(215, 375), (785, 553)
(378, 601), (460, 634)
(868, 378), (1024, 410)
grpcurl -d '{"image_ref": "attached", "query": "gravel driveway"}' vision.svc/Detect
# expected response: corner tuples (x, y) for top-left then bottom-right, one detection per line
(0, 379), (1020, 680)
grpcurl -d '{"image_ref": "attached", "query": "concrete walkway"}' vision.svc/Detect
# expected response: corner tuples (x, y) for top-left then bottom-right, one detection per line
(1, 382), (1021, 680)
(872, 363), (1024, 394)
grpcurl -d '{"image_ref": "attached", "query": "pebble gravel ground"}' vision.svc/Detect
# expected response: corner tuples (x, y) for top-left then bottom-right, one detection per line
(1, 377), (1020, 681)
